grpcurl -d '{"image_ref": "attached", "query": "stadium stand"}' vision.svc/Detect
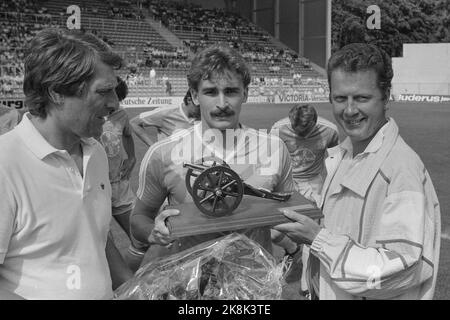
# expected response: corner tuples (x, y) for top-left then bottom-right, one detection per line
(0, 0), (61, 98)
(1, 0), (329, 99)
(139, 0), (327, 98)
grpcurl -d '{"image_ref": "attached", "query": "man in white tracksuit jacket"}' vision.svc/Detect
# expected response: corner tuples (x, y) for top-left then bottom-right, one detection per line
(274, 43), (441, 300)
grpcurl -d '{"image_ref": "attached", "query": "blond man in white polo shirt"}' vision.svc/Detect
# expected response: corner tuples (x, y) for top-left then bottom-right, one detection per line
(0, 28), (132, 300)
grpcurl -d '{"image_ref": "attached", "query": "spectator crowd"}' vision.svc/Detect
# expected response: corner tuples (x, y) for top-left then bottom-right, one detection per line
(1, 0), (326, 98)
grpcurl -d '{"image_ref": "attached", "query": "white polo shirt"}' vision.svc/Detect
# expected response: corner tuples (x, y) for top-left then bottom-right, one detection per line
(0, 114), (113, 300)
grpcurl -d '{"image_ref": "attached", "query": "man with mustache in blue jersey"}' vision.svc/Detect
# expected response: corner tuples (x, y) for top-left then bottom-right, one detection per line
(130, 45), (295, 263)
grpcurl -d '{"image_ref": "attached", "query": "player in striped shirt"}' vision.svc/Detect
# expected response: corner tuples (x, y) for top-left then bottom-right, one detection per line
(130, 90), (200, 147)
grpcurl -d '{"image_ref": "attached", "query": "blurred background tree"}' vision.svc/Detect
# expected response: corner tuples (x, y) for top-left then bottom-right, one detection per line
(332, 0), (450, 56)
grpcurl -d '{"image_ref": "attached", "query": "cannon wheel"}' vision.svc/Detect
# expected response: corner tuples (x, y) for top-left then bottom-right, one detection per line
(185, 158), (229, 197)
(191, 166), (244, 217)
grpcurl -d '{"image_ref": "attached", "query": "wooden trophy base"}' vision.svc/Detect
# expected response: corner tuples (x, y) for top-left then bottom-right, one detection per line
(166, 192), (323, 238)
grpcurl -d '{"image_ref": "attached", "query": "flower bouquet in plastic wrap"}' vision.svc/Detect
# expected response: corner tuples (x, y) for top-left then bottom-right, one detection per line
(114, 233), (284, 300)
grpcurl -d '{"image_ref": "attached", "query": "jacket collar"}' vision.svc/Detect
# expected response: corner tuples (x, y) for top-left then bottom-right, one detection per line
(322, 118), (399, 201)
(320, 145), (344, 207)
(340, 120), (387, 156)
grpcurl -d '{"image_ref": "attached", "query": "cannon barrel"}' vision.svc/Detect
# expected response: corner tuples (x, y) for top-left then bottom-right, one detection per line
(183, 162), (210, 171)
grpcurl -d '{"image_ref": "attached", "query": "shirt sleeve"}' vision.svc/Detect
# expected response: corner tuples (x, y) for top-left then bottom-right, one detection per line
(120, 110), (132, 137)
(139, 108), (164, 128)
(136, 144), (167, 216)
(0, 171), (17, 263)
(310, 164), (437, 299)
(269, 123), (279, 136)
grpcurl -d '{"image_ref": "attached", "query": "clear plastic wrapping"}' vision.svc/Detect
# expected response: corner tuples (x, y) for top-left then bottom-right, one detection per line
(114, 233), (284, 300)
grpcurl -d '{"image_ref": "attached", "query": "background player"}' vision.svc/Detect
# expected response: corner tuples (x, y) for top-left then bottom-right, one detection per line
(270, 104), (339, 289)
(272, 104), (339, 204)
(98, 76), (136, 238)
(130, 89), (200, 147)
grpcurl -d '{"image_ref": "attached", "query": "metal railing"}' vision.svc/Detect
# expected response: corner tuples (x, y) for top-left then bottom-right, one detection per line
(167, 23), (266, 37)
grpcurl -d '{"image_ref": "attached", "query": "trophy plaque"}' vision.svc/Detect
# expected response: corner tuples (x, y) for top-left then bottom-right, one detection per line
(166, 161), (323, 238)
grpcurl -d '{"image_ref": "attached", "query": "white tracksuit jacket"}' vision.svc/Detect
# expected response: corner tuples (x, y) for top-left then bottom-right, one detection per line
(309, 118), (441, 300)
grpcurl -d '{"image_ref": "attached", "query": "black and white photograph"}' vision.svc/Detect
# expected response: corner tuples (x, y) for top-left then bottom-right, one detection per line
(0, 0), (448, 305)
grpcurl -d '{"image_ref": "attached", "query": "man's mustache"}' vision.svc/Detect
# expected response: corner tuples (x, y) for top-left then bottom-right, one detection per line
(211, 108), (235, 117)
